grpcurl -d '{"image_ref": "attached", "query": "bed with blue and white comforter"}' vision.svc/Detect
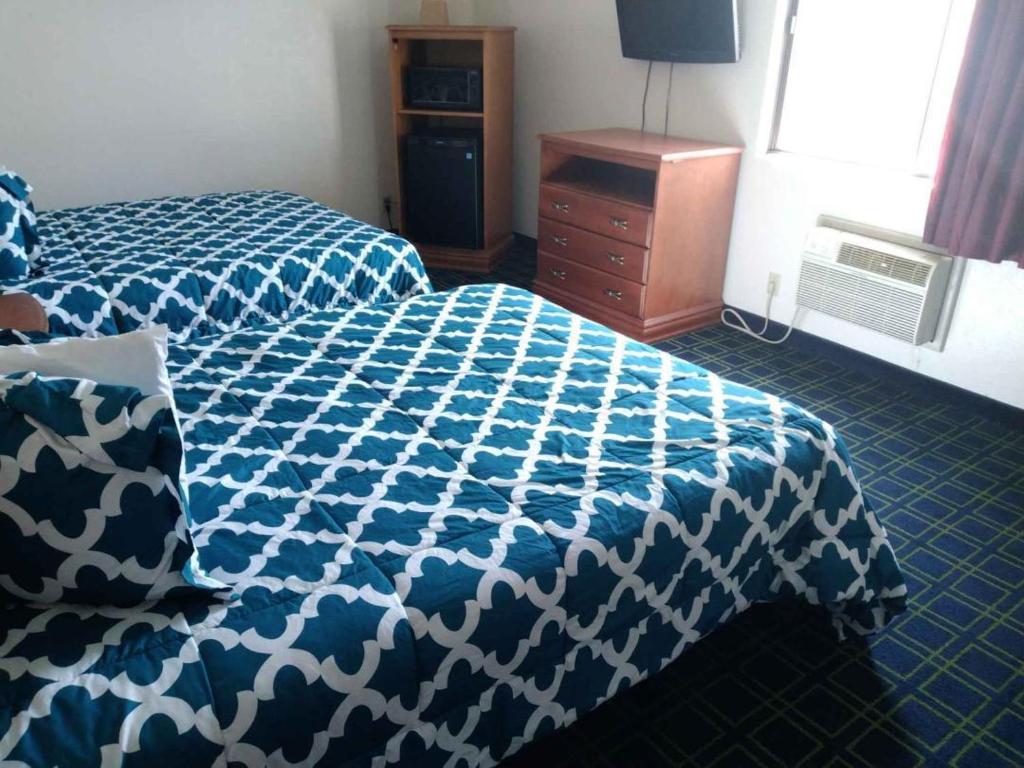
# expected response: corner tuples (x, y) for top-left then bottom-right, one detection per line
(0, 190), (431, 341)
(0, 283), (906, 767)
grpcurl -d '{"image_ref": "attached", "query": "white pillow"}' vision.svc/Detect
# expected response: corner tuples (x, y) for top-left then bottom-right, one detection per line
(0, 325), (187, 494)
(0, 325), (175, 400)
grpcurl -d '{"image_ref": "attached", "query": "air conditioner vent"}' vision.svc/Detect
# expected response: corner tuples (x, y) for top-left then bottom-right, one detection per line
(798, 227), (954, 345)
(837, 243), (932, 287)
(797, 262), (924, 343)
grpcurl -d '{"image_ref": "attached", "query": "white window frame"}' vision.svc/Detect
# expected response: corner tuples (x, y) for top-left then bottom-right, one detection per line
(767, 0), (972, 178)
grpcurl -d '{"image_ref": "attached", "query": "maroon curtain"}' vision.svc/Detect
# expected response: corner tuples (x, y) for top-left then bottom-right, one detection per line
(923, 0), (1024, 267)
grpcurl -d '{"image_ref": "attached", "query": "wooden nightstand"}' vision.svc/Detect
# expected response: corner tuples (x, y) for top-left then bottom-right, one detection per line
(532, 128), (742, 343)
(0, 293), (47, 333)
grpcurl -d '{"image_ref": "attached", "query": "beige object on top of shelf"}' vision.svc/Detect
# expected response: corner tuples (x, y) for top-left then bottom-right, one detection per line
(420, 0), (449, 26)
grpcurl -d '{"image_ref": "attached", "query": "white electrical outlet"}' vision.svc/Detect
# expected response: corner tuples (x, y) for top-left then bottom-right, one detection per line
(767, 272), (781, 297)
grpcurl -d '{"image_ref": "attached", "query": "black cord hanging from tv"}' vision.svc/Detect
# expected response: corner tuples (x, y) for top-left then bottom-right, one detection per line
(640, 60), (654, 133)
(664, 62), (674, 136)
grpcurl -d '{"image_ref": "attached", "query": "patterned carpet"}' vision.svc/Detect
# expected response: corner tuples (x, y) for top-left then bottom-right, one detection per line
(427, 244), (1024, 768)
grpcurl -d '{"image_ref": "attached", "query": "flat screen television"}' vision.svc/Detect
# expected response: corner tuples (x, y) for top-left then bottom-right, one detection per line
(616, 0), (740, 63)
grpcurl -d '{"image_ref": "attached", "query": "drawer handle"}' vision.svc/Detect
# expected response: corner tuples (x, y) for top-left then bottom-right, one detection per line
(604, 288), (623, 301)
(610, 217), (630, 230)
(550, 268), (567, 280)
(551, 202), (570, 213)
(551, 235), (569, 247)
(607, 253), (625, 266)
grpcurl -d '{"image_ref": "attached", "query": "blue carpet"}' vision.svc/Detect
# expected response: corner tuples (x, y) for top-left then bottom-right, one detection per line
(428, 244), (1024, 768)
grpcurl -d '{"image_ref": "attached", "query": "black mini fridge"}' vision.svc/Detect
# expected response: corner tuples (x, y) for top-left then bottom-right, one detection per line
(404, 132), (483, 250)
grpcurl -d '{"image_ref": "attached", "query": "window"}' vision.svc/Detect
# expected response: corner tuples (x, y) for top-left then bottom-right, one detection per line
(770, 0), (976, 176)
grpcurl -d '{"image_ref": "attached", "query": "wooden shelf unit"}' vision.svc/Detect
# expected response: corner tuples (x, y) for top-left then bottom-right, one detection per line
(397, 108), (485, 119)
(388, 25), (516, 272)
(532, 128), (743, 343)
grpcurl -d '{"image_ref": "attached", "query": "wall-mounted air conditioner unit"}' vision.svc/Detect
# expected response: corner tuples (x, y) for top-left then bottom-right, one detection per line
(797, 226), (954, 346)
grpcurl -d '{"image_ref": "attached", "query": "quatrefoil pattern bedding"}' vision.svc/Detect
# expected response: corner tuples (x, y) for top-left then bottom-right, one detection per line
(0, 284), (907, 767)
(0, 191), (432, 340)
(0, 372), (218, 606)
(0, 171), (40, 279)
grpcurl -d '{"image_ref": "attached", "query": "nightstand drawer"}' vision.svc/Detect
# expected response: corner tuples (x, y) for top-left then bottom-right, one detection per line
(537, 252), (644, 317)
(539, 184), (653, 247)
(538, 218), (649, 282)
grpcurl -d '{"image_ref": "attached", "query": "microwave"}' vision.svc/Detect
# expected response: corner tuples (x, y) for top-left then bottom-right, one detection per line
(406, 67), (483, 112)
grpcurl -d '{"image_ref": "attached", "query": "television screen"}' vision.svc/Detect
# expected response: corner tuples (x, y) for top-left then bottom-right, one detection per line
(616, 0), (740, 63)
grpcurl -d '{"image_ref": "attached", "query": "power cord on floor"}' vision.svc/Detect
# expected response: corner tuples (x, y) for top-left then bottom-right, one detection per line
(721, 288), (801, 345)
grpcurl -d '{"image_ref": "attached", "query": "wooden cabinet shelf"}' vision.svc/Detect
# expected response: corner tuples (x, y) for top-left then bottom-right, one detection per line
(397, 108), (484, 119)
(533, 128), (743, 343)
(544, 156), (656, 209)
(388, 25), (516, 273)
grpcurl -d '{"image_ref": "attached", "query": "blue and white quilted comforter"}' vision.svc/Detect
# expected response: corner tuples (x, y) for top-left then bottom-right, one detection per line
(0, 284), (907, 767)
(0, 191), (431, 341)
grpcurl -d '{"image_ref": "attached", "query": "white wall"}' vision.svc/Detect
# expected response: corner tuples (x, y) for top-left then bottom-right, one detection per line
(462, 0), (1024, 409)
(387, 0), (484, 25)
(0, 0), (392, 225)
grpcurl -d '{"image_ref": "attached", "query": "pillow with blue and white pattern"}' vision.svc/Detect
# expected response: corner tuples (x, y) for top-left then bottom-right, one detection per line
(0, 170), (41, 279)
(0, 329), (50, 346)
(0, 371), (222, 606)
